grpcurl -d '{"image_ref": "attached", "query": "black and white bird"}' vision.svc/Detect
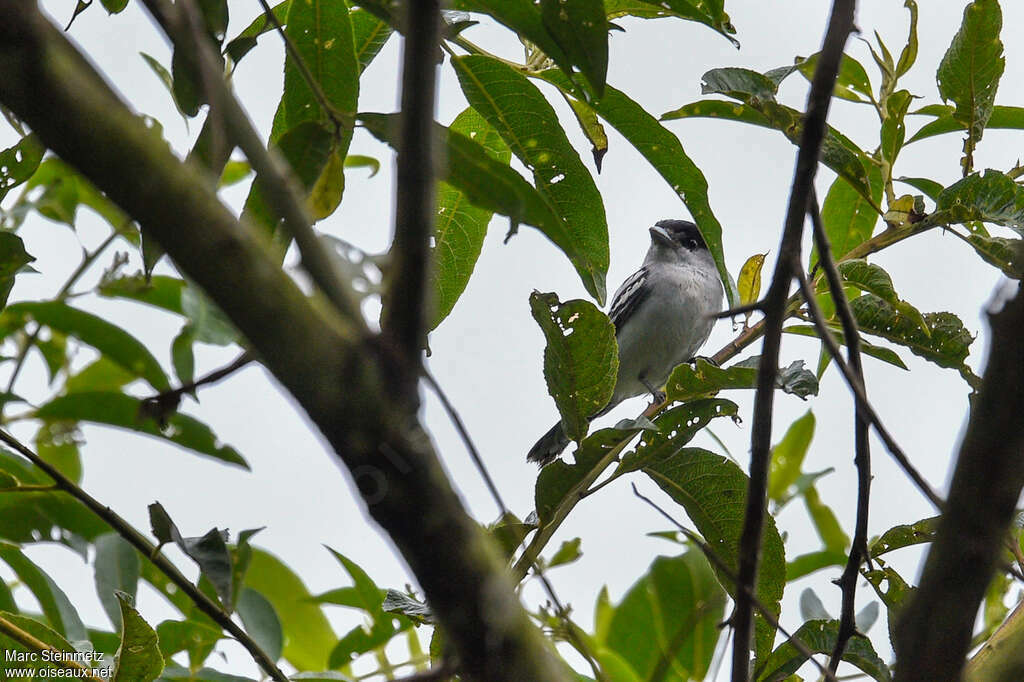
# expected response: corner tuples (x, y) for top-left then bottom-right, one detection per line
(526, 219), (724, 466)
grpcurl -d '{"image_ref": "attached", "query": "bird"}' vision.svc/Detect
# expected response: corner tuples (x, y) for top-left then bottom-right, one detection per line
(526, 219), (724, 466)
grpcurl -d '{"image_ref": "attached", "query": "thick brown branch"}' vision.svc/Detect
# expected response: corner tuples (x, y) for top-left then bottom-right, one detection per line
(893, 282), (1024, 682)
(732, 2), (855, 679)
(0, 6), (566, 680)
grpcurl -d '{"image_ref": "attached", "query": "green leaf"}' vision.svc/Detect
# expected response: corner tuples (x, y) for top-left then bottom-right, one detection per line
(65, 356), (137, 394)
(782, 325), (908, 370)
(180, 529), (234, 608)
(114, 593), (164, 682)
(283, 0), (358, 170)
(965, 233), (1024, 278)
(603, 0), (737, 45)
(140, 53), (191, 126)
(643, 448), (786, 662)
(156, 619), (222, 669)
(754, 620), (891, 682)
(241, 121), (335, 242)
(617, 398), (739, 474)
(0, 232), (35, 310)
(863, 566), (915, 654)
(738, 253), (766, 306)
(931, 169), (1024, 235)
(453, 56), (609, 303)
(36, 423), (82, 484)
(94, 534), (141, 630)
(795, 53), (873, 103)
(350, 8), (393, 72)
(237, 588), (283, 663)
(536, 71), (738, 305)
(171, 327), (196, 388)
(0, 611), (80, 673)
(36, 392), (248, 468)
(381, 589), (433, 624)
(0, 541), (87, 642)
(541, 0), (608, 99)
(308, 150), (345, 221)
(6, 301), (170, 391)
(701, 67), (778, 104)
(804, 485), (848, 553)
(667, 357), (819, 402)
(7, 157), (129, 232)
(785, 549), (846, 581)
(243, 549), (337, 670)
(98, 275), (186, 316)
(896, 0), (919, 77)
(548, 537), (583, 568)
(529, 292), (618, 442)
(906, 105), (1024, 145)
(881, 89), (913, 165)
(430, 108), (510, 329)
(936, 0), (1004, 172)
(563, 92), (609, 170)
(767, 410), (815, 503)
(180, 286), (238, 346)
(604, 551), (727, 680)
(868, 516), (939, 558)
(850, 295), (976, 379)
(895, 176), (943, 201)
(224, 0), (291, 63)
(487, 512), (536, 559)
(838, 260), (929, 336)
(219, 160), (252, 187)
(0, 133), (45, 202)
(325, 548), (383, 617)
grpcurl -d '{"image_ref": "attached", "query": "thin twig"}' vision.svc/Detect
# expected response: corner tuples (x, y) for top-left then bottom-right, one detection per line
(732, 3), (855, 678)
(808, 191), (873, 672)
(141, 0), (364, 325)
(0, 429), (291, 682)
(382, 0), (441, 405)
(422, 368), (608, 682)
(0, 613), (105, 681)
(255, 0), (347, 133)
(793, 269), (944, 509)
(141, 350), (255, 420)
(631, 484), (839, 682)
(713, 301), (764, 319)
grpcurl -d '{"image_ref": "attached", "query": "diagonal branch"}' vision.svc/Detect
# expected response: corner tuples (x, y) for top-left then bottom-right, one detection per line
(807, 191), (873, 672)
(893, 282), (1024, 681)
(731, 2), (855, 679)
(0, 429), (289, 682)
(0, 5), (566, 680)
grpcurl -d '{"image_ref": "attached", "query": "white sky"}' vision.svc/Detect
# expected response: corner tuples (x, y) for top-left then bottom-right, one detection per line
(3, 0), (1022, 679)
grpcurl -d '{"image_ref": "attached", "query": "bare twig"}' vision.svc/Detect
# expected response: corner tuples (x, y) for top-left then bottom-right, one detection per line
(141, 350), (255, 419)
(0, 429), (290, 682)
(631, 484), (839, 682)
(713, 301), (764, 320)
(807, 191), (873, 672)
(732, 2), (855, 678)
(893, 282), (1024, 682)
(142, 0), (363, 325)
(382, 1), (441, 405)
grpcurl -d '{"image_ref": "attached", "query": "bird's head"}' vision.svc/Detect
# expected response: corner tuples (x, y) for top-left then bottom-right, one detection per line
(646, 219), (712, 266)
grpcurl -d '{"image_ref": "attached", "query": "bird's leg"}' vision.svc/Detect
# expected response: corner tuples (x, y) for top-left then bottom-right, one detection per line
(639, 375), (666, 405)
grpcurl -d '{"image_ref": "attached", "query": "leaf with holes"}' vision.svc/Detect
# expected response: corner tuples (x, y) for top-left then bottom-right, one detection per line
(838, 260), (929, 336)
(529, 292), (618, 442)
(930, 170), (1024, 235)
(617, 399), (739, 474)
(754, 619), (891, 682)
(869, 516), (939, 558)
(0, 133), (45, 202)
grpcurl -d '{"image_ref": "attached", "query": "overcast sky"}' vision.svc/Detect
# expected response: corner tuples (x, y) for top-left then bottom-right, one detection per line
(4, 0), (1022, 678)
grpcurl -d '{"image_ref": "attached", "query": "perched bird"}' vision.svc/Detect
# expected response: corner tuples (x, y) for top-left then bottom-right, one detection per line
(526, 219), (724, 466)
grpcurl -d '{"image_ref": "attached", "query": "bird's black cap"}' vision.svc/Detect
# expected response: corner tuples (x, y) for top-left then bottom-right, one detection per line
(653, 219), (708, 251)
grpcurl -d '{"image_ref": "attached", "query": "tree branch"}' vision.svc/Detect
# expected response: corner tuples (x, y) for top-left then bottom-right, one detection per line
(383, 1), (441, 404)
(893, 282), (1024, 682)
(0, 5), (566, 680)
(807, 190), (873, 673)
(0, 429), (289, 682)
(732, 2), (854, 678)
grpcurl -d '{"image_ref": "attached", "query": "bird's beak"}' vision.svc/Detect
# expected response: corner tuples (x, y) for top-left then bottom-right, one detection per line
(649, 225), (673, 246)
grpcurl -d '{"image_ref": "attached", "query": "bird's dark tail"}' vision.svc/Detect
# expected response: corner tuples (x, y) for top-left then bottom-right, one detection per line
(526, 420), (571, 467)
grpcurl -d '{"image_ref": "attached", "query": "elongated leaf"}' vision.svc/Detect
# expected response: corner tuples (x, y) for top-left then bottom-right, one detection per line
(243, 549), (337, 671)
(156, 619), (222, 667)
(0, 612), (79, 674)
(603, 551), (726, 680)
(795, 53), (873, 103)
(6, 301), (170, 391)
(350, 8), (393, 72)
(94, 534), (141, 630)
(767, 410), (814, 503)
(936, 0), (1004, 171)
(812, 164), (882, 267)
(643, 448), (786, 662)
(754, 619), (890, 682)
(224, 0), (291, 63)
(529, 292), (618, 442)
(896, 176), (942, 200)
(618, 399), (739, 474)
(0, 542), (86, 642)
(931, 169), (1024, 235)
(850, 295), (976, 382)
(868, 516), (939, 558)
(603, 0), (737, 45)
(0, 133), (45, 202)
(237, 588), (283, 663)
(907, 105), (1024, 144)
(8, 158), (129, 232)
(454, 56), (609, 302)
(36, 392), (248, 468)
(783, 325), (908, 370)
(541, 0), (607, 99)
(966, 233), (1024, 278)
(563, 93), (609, 170)
(738, 253), (766, 306)
(896, 0), (919, 77)
(430, 108), (509, 328)
(838, 260), (929, 335)
(537, 71), (738, 305)
(113, 593), (164, 682)
(864, 566), (915, 653)
(804, 485), (848, 553)
(667, 357), (818, 402)
(0, 233), (35, 310)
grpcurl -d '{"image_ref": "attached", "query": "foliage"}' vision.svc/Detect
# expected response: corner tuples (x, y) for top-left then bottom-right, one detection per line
(1, 0), (1023, 680)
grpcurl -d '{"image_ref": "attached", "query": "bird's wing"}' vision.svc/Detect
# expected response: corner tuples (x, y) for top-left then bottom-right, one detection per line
(608, 266), (650, 334)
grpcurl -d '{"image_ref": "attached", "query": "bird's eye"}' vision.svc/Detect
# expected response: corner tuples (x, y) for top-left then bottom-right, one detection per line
(686, 238), (698, 249)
